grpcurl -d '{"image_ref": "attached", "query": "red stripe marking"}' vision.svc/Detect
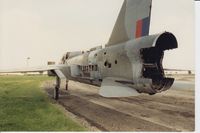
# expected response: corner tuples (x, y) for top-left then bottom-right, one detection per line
(135, 19), (143, 38)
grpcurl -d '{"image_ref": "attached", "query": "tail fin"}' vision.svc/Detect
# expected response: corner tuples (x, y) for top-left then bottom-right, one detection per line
(106, 0), (152, 46)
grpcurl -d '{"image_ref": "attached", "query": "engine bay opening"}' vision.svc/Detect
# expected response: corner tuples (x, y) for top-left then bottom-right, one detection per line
(141, 47), (164, 80)
(141, 47), (175, 91)
(155, 32), (178, 50)
(140, 32), (178, 91)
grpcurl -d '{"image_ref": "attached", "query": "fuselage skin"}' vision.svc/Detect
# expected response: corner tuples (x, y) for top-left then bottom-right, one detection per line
(57, 32), (178, 95)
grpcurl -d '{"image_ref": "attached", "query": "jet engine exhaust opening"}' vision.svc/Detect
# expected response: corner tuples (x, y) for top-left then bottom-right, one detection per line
(141, 47), (164, 80)
(141, 32), (178, 93)
(155, 32), (178, 50)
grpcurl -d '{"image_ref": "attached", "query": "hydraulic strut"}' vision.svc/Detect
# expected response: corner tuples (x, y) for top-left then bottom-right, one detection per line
(54, 76), (61, 100)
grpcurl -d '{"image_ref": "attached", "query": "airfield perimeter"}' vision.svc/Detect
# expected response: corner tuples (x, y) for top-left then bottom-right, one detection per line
(44, 74), (195, 132)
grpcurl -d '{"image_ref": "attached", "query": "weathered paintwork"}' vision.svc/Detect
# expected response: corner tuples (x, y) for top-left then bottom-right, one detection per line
(60, 32), (177, 96)
(107, 0), (152, 45)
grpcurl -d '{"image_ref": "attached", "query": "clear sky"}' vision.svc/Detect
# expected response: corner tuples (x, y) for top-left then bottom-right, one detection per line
(0, 0), (195, 70)
(196, 1), (200, 73)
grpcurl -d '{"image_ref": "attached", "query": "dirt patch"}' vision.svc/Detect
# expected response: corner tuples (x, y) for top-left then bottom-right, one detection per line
(43, 78), (195, 132)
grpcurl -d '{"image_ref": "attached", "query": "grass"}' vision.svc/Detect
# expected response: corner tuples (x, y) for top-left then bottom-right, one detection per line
(0, 75), (86, 131)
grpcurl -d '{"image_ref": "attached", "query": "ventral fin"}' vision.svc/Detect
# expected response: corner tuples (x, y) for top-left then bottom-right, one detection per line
(99, 77), (139, 97)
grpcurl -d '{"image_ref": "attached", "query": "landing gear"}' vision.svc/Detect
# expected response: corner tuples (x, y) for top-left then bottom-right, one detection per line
(66, 80), (69, 90)
(53, 77), (69, 100)
(54, 76), (61, 100)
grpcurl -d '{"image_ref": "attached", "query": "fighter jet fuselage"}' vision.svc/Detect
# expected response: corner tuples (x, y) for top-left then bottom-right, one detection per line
(56, 32), (177, 96)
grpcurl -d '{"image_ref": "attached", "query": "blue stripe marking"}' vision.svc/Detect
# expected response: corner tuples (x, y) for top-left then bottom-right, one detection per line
(142, 17), (150, 36)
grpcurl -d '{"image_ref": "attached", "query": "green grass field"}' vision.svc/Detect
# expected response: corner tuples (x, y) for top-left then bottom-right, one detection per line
(0, 75), (86, 131)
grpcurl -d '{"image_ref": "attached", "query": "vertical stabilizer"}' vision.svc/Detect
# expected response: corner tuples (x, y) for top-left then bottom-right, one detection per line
(107, 0), (152, 46)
